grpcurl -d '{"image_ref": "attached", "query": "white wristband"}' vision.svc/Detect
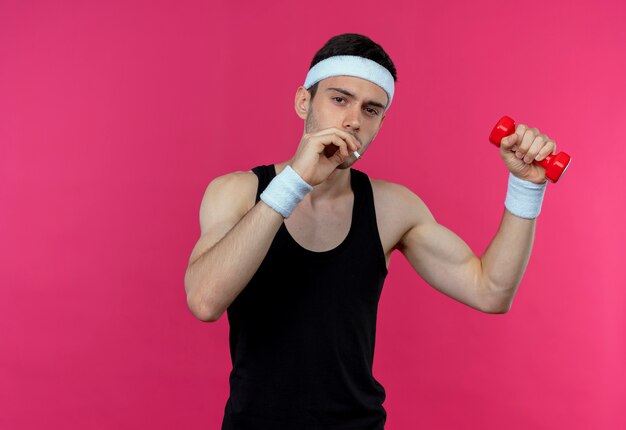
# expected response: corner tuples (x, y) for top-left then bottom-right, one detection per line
(260, 165), (313, 218)
(504, 173), (547, 219)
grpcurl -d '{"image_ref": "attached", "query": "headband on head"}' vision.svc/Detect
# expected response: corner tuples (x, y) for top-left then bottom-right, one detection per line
(303, 55), (395, 110)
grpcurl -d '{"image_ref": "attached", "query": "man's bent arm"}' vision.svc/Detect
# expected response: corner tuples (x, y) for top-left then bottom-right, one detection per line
(185, 131), (355, 321)
(185, 197), (283, 322)
(396, 183), (539, 314)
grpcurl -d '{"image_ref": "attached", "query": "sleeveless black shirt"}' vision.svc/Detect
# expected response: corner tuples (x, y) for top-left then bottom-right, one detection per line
(221, 165), (389, 430)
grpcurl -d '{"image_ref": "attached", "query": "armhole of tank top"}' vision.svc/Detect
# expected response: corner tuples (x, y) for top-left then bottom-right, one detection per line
(251, 165), (273, 204)
(251, 166), (263, 204)
(362, 173), (389, 275)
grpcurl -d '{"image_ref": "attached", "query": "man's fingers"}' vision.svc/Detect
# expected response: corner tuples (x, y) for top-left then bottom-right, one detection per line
(534, 140), (557, 161)
(313, 127), (361, 152)
(523, 136), (547, 163)
(503, 125), (556, 163)
(316, 134), (349, 161)
(502, 133), (518, 150)
(518, 127), (539, 155)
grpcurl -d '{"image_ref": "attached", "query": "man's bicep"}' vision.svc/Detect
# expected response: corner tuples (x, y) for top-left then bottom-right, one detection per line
(397, 202), (490, 312)
(187, 172), (257, 267)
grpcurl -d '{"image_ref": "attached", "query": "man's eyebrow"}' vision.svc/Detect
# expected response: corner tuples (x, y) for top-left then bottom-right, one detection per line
(325, 87), (387, 110)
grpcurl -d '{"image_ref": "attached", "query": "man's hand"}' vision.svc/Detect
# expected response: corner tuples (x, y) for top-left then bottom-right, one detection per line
(499, 123), (557, 184)
(290, 127), (361, 186)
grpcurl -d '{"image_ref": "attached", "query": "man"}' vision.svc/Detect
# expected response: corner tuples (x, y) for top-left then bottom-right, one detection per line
(184, 33), (555, 429)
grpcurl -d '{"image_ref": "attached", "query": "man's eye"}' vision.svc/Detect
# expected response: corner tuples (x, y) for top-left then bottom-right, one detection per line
(366, 108), (379, 116)
(333, 97), (345, 103)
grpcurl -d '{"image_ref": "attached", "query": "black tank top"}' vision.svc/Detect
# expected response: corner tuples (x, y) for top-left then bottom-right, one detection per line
(221, 165), (389, 430)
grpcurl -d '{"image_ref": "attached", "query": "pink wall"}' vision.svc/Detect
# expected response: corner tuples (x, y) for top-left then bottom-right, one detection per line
(1, 0), (624, 428)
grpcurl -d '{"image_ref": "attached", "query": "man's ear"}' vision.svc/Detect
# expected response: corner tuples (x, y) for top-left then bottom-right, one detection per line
(294, 86), (310, 120)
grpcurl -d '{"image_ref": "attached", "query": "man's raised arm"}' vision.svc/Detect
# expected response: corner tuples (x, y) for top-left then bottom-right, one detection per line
(397, 122), (556, 313)
(394, 185), (534, 313)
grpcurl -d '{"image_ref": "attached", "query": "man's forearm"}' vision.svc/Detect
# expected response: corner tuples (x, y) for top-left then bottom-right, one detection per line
(185, 201), (284, 321)
(480, 207), (537, 310)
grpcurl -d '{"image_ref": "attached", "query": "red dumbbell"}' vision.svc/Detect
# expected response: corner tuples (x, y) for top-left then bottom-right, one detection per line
(489, 115), (571, 183)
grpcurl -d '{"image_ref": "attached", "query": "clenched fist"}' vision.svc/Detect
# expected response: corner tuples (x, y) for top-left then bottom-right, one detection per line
(499, 123), (557, 184)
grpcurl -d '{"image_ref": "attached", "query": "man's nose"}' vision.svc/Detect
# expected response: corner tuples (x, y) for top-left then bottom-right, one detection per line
(343, 106), (361, 130)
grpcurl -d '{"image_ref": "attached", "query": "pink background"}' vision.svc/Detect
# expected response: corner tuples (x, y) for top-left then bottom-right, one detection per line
(1, 0), (624, 429)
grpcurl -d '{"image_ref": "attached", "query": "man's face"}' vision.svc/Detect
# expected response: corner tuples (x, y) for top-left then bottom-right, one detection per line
(302, 76), (387, 169)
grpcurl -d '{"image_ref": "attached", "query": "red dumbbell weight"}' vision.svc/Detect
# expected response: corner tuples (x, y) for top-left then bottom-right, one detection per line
(489, 115), (572, 183)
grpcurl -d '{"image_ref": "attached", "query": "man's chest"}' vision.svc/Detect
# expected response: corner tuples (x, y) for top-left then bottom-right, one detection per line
(283, 193), (354, 253)
(282, 193), (409, 269)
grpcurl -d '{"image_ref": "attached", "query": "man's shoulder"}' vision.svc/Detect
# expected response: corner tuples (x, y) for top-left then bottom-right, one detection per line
(369, 177), (420, 202)
(368, 176), (431, 217)
(364, 176), (434, 251)
(202, 169), (259, 214)
(208, 169), (258, 189)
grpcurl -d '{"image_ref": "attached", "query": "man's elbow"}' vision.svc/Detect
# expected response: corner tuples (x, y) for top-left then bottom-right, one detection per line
(479, 285), (513, 314)
(481, 295), (513, 314)
(187, 293), (222, 322)
(185, 274), (221, 322)
(477, 275), (517, 314)
(484, 301), (512, 314)
(187, 295), (216, 322)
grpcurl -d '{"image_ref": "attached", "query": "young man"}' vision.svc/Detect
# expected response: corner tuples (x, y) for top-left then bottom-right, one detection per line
(184, 33), (555, 429)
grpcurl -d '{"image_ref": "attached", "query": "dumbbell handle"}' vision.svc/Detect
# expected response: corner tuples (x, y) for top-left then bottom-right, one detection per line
(489, 115), (572, 183)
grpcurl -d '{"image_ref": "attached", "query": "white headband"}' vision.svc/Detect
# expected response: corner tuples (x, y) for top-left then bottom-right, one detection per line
(303, 55), (395, 110)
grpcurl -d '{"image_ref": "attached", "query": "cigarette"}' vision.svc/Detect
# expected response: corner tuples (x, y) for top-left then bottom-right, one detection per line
(353, 151), (361, 159)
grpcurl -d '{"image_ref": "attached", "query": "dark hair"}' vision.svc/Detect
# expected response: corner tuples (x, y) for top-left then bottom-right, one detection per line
(307, 33), (397, 101)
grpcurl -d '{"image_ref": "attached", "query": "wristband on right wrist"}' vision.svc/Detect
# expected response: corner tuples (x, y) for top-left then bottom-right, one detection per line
(504, 172), (547, 219)
(260, 165), (313, 218)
